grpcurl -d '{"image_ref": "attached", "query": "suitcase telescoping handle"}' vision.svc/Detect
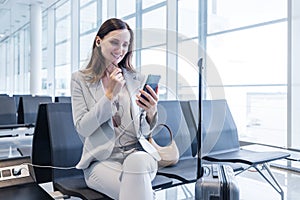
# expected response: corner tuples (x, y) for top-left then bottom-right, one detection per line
(197, 58), (204, 179)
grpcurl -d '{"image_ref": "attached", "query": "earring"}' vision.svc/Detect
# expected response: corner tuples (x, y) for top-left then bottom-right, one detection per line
(96, 40), (100, 47)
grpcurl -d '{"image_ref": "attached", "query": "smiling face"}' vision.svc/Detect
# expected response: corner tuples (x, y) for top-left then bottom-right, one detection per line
(97, 29), (131, 68)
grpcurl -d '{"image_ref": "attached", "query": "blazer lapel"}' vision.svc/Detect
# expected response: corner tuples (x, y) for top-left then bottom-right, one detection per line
(85, 79), (114, 129)
(85, 80), (102, 102)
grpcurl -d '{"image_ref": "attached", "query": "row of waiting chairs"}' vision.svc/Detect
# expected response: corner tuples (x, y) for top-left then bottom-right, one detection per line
(0, 95), (70, 127)
(0, 95), (71, 156)
(30, 100), (289, 200)
(31, 101), (195, 199)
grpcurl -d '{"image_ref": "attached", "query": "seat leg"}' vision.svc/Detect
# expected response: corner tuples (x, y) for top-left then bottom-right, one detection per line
(234, 165), (252, 176)
(253, 163), (284, 200)
(181, 184), (193, 198)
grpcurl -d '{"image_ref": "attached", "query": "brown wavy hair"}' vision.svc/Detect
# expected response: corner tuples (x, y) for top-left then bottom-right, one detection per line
(81, 18), (135, 83)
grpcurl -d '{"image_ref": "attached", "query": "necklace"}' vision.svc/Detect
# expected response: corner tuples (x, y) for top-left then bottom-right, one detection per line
(112, 95), (121, 127)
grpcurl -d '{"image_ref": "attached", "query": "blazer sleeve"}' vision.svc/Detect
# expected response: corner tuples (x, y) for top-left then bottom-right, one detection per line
(139, 111), (158, 137)
(137, 72), (158, 136)
(71, 72), (113, 137)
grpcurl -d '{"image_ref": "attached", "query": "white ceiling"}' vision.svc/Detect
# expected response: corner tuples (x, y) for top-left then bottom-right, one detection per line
(0, 0), (55, 40)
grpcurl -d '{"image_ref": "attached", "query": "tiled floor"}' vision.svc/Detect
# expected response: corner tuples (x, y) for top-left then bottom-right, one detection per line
(153, 166), (300, 200)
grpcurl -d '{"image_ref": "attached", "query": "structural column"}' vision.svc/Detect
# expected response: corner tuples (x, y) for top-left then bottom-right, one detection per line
(290, 0), (300, 149)
(166, 0), (178, 99)
(47, 7), (55, 99)
(71, 0), (80, 73)
(30, 3), (42, 95)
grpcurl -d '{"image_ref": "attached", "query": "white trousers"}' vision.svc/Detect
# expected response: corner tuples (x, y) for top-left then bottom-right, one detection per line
(83, 151), (157, 200)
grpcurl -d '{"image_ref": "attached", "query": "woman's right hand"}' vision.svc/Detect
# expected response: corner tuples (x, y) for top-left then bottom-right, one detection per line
(105, 67), (125, 100)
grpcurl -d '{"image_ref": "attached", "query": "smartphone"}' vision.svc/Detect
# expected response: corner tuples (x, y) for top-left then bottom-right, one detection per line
(140, 74), (161, 105)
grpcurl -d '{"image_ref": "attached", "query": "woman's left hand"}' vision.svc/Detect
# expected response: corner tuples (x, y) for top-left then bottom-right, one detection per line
(136, 85), (158, 123)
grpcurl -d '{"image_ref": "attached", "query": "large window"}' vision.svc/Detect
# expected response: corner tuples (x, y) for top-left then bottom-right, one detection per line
(23, 26), (30, 94)
(206, 0), (287, 147)
(0, 42), (7, 93)
(117, 0), (136, 18)
(207, 0), (286, 34)
(80, 0), (98, 69)
(140, 4), (167, 98)
(178, 0), (198, 38)
(11, 26), (31, 95)
(13, 33), (20, 93)
(0, 0), (297, 152)
(142, 0), (165, 9)
(178, 0), (199, 100)
(55, 0), (71, 96)
(41, 15), (48, 94)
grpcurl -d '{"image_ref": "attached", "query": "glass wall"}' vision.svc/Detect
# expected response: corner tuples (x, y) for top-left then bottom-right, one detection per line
(140, 2), (168, 99)
(8, 25), (31, 95)
(23, 26), (31, 94)
(178, 0), (199, 100)
(79, 0), (99, 69)
(41, 14), (48, 94)
(55, 0), (71, 96)
(0, 42), (7, 94)
(13, 34), (20, 94)
(206, 0), (287, 147)
(0, 0), (297, 151)
(117, 0), (135, 18)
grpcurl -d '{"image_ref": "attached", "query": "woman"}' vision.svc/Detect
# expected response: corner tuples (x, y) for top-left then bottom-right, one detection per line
(71, 18), (160, 200)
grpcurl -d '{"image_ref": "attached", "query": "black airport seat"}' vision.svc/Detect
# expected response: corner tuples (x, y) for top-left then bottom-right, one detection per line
(154, 100), (197, 184)
(54, 96), (71, 103)
(0, 96), (18, 125)
(32, 103), (173, 200)
(17, 95), (52, 124)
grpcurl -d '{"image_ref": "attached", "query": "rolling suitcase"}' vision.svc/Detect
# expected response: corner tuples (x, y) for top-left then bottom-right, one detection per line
(194, 58), (239, 200)
(195, 164), (239, 200)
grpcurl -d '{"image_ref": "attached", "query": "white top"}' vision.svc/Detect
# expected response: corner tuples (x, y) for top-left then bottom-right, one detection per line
(113, 84), (138, 147)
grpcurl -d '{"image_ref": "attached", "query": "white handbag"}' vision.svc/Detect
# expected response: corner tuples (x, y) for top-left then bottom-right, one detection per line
(148, 124), (180, 168)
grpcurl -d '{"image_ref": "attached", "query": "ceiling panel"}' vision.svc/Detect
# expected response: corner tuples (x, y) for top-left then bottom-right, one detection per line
(0, 0), (56, 40)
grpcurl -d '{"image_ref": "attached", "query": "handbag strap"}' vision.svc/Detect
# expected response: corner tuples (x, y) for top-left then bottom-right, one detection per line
(150, 123), (173, 142)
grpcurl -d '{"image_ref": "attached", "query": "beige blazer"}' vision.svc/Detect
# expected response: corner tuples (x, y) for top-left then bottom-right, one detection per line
(71, 68), (158, 169)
